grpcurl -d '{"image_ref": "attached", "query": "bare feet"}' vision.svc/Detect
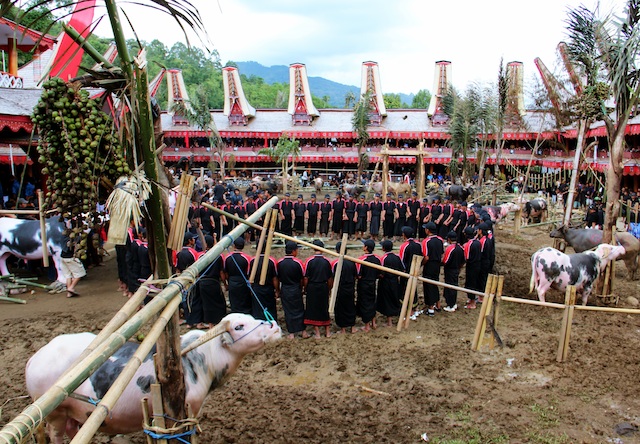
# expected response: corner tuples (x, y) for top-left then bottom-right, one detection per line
(301, 331), (310, 339)
(287, 333), (295, 340)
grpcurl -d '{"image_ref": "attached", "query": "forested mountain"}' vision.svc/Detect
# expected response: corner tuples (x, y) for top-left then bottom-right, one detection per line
(235, 61), (416, 108)
(75, 39), (429, 111)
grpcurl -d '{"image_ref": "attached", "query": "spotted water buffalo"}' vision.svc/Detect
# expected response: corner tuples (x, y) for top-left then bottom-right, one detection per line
(529, 244), (625, 305)
(481, 202), (521, 224)
(549, 225), (640, 279)
(0, 217), (67, 284)
(522, 198), (548, 225)
(445, 184), (473, 202)
(342, 182), (367, 198)
(26, 313), (281, 443)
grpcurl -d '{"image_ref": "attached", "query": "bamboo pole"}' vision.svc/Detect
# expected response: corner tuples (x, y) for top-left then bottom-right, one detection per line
(204, 203), (486, 298)
(248, 211), (272, 284)
(476, 276), (498, 350)
(37, 190), (49, 267)
(259, 209), (279, 285)
(471, 275), (496, 351)
(70, 295), (182, 443)
(561, 286), (577, 362)
(557, 286), (574, 362)
(329, 233), (349, 315)
(0, 198), (278, 444)
(397, 256), (419, 332)
(403, 256), (422, 329)
(150, 384), (168, 444)
(489, 275), (504, 350)
(141, 398), (154, 444)
(0, 295), (26, 304)
(514, 209), (521, 234)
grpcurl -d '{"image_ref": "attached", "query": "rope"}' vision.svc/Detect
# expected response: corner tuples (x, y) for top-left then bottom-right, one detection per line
(143, 414), (200, 444)
(225, 246), (276, 324)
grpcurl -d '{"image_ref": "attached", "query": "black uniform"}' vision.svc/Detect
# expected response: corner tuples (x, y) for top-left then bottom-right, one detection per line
(463, 237), (482, 301)
(332, 258), (357, 329)
(344, 199), (357, 235)
(394, 201), (409, 236)
(332, 198), (345, 234)
(280, 200), (294, 235)
(277, 256), (306, 334)
(307, 200), (320, 234)
(382, 200), (396, 238)
(377, 252), (404, 317)
(319, 201), (332, 235)
(422, 235), (444, 308)
(478, 234), (494, 294)
(357, 253), (381, 323)
(224, 251), (252, 314)
(249, 255), (278, 321)
(198, 256), (226, 324)
(304, 255), (333, 327)
(293, 201), (306, 233)
(369, 200), (383, 236)
(442, 243), (465, 308)
(407, 198), (421, 233)
(418, 204), (431, 239)
(355, 201), (370, 233)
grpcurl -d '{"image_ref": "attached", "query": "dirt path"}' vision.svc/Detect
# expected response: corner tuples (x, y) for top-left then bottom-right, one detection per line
(1, 226), (639, 443)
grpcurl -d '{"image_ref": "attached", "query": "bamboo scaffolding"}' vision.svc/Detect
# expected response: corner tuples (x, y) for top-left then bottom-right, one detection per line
(403, 256), (422, 330)
(204, 203), (486, 298)
(0, 197), (278, 444)
(397, 256), (421, 332)
(248, 211), (272, 284)
(329, 233), (349, 316)
(167, 173), (195, 251)
(474, 275), (499, 351)
(259, 209), (279, 285)
(70, 296), (182, 443)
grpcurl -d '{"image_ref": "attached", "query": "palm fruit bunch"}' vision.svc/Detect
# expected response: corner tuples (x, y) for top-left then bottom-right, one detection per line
(32, 78), (131, 259)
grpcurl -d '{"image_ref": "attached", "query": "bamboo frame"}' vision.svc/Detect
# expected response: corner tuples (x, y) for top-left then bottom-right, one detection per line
(329, 233), (349, 315)
(471, 275), (497, 351)
(150, 384), (168, 444)
(0, 197), (278, 444)
(167, 173), (195, 251)
(259, 209), (279, 286)
(70, 296), (182, 443)
(397, 256), (420, 332)
(489, 275), (504, 350)
(248, 211), (272, 284)
(403, 255), (422, 330)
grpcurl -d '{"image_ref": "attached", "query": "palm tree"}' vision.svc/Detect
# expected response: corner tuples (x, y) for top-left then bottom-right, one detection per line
(344, 90), (356, 108)
(352, 91), (372, 179)
(259, 134), (300, 193)
(2, 0), (209, 430)
(565, 0), (640, 242)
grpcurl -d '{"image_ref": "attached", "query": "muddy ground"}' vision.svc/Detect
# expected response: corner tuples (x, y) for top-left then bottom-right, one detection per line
(1, 220), (639, 443)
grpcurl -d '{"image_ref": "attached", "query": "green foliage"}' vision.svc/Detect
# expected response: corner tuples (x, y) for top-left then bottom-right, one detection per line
(344, 90), (357, 109)
(259, 134), (300, 164)
(412, 89), (431, 108)
(383, 93), (406, 109)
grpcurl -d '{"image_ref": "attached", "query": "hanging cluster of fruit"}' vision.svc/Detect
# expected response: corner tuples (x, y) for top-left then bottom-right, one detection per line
(31, 78), (132, 258)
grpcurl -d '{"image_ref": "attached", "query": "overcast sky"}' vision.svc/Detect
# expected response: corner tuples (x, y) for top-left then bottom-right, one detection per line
(93, 0), (624, 95)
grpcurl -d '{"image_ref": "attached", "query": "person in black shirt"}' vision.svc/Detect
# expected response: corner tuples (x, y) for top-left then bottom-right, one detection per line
(344, 194), (357, 239)
(223, 237), (253, 314)
(304, 240), (334, 338)
(293, 194), (306, 235)
(319, 194), (332, 236)
(277, 241), (308, 339)
(306, 193), (320, 235)
(332, 241), (358, 334)
(249, 250), (279, 322)
(394, 194), (410, 238)
(382, 194), (396, 240)
(377, 240), (404, 326)
(280, 193), (294, 236)
(407, 191), (421, 233)
(418, 198), (431, 239)
(421, 222), (444, 316)
(369, 193), (383, 241)
(357, 239), (381, 332)
(355, 194), (369, 240)
(442, 231), (465, 312)
(462, 226), (481, 309)
(331, 192), (345, 239)
(198, 235), (227, 326)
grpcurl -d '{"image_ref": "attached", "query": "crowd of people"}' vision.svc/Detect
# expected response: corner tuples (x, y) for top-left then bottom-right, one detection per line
(115, 174), (500, 337)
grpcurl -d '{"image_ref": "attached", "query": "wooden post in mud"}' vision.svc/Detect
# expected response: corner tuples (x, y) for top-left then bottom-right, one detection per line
(472, 274), (498, 351)
(489, 275), (504, 350)
(329, 234), (349, 316)
(259, 209), (279, 285)
(397, 256), (421, 331)
(514, 209), (521, 234)
(249, 210), (272, 284)
(557, 285), (577, 362)
(403, 256), (422, 329)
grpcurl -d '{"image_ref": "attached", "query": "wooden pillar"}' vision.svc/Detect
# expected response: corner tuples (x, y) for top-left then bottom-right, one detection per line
(8, 38), (18, 76)
(382, 152), (389, 201)
(416, 141), (425, 200)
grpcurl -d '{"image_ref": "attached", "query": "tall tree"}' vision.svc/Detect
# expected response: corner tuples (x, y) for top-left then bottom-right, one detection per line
(259, 135), (300, 194)
(412, 89), (431, 109)
(352, 91), (372, 179)
(564, 1), (640, 243)
(344, 90), (356, 108)
(383, 93), (402, 109)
